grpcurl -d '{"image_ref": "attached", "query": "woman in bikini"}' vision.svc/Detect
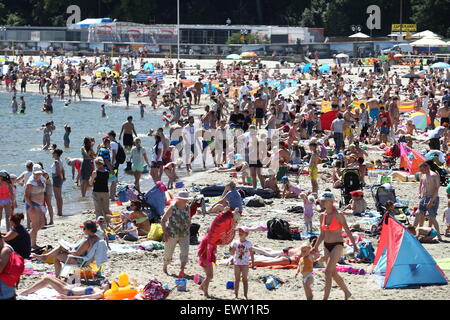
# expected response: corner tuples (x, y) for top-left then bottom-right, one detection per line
(20, 275), (110, 299)
(312, 191), (358, 300)
(128, 200), (150, 236)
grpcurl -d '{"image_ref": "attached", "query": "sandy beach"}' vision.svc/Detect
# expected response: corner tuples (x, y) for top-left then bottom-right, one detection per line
(10, 55), (450, 300)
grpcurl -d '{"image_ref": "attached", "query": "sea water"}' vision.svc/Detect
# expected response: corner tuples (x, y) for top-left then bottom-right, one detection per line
(0, 90), (164, 228)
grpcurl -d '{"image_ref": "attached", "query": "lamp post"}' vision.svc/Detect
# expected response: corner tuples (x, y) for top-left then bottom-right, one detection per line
(351, 25), (362, 58)
(177, 0), (180, 60)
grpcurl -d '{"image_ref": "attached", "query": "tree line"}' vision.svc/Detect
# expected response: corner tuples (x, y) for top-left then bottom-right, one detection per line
(1, 0), (448, 38)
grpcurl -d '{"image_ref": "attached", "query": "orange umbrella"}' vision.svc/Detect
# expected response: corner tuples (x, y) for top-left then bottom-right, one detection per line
(240, 52), (258, 58)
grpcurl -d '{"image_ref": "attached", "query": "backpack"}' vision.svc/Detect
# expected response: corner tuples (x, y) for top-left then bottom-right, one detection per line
(356, 240), (375, 263)
(267, 218), (292, 240)
(190, 223), (200, 245)
(0, 250), (25, 288)
(116, 143), (126, 165)
(141, 280), (171, 300)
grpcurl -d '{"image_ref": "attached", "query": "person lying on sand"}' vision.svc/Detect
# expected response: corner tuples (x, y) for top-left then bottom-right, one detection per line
(20, 275), (110, 299)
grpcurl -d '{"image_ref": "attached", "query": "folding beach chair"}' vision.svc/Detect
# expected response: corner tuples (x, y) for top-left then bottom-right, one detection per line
(60, 240), (108, 284)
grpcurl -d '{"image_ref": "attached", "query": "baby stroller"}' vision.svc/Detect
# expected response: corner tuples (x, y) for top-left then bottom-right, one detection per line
(425, 159), (449, 186)
(340, 168), (362, 206)
(371, 183), (397, 213)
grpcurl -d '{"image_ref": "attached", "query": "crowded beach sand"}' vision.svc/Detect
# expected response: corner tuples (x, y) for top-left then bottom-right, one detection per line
(1, 53), (450, 300)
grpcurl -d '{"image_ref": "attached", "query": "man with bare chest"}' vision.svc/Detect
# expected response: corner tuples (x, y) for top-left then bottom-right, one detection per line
(119, 116), (137, 150)
(415, 162), (442, 241)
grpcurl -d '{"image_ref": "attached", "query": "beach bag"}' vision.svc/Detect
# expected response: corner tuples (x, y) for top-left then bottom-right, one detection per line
(116, 143), (126, 165)
(190, 223), (200, 245)
(356, 240), (375, 263)
(267, 218), (292, 240)
(0, 251), (24, 288)
(147, 223), (163, 241)
(141, 280), (171, 300)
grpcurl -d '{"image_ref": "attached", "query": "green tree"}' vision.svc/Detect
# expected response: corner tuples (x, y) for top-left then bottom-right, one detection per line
(411, 0), (450, 37)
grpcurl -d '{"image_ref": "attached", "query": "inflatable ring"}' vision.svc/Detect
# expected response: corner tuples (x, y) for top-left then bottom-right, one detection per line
(181, 107), (189, 117)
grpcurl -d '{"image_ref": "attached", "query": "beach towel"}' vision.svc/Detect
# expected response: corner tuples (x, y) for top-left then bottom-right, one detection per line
(436, 258), (450, 271)
(109, 241), (164, 254)
(17, 288), (94, 300)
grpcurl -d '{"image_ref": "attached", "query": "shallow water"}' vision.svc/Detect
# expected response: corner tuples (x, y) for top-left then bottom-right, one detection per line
(0, 90), (164, 228)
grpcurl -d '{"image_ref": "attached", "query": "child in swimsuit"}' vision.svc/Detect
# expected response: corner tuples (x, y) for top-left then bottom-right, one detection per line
(295, 243), (316, 300)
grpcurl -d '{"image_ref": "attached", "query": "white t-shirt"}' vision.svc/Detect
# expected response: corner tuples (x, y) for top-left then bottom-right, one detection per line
(110, 140), (119, 165)
(444, 208), (450, 225)
(152, 141), (163, 162)
(230, 239), (253, 266)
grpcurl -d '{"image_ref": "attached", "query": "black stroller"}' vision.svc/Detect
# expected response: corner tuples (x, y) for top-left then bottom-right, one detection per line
(340, 168), (363, 206)
(371, 183), (397, 213)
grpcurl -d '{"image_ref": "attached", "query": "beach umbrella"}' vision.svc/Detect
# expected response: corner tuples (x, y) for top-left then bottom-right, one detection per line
(409, 111), (430, 130)
(394, 53), (403, 58)
(349, 32), (370, 38)
(241, 52), (258, 57)
(302, 63), (311, 73)
(318, 64), (331, 73)
(96, 67), (112, 73)
(430, 62), (450, 69)
(279, 86), (298, 98)
(226, 54), (241, 60)
(33, 61), (50, 67)
(336, 53), (349, 58)
(410, 37), (448, 48)
(412, 30), (441, 39)
(402, 73), (420, 79)
(143, 62), (154, 72)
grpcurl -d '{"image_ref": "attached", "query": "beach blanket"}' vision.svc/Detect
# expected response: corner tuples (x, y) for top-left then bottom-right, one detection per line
(436, 258), (450, 271)
(200, 186), (276, 199)
(17, 288), (94, 300)
(109, 241), (163, 254)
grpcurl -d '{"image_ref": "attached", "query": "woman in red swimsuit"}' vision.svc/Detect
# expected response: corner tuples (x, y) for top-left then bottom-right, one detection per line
(312, 191), (358, 300)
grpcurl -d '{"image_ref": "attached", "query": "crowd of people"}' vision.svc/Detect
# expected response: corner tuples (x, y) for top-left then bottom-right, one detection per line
(0, 49), (450, 300)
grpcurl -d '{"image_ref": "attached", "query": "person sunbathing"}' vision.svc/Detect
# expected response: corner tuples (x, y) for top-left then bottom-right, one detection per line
(31, 220), (100, 277)
(251, 242), (322, 267)
(20, 275), (109, 299)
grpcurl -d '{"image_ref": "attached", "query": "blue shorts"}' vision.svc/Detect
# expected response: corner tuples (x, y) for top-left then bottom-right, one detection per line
(0, 280), (15, 300)
(418, 196), (439, 219)
(380, 127), (390, 135)
(370, 109), (379, 121)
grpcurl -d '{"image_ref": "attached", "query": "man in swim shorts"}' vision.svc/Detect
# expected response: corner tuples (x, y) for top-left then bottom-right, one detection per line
(119, 116), (137, 150)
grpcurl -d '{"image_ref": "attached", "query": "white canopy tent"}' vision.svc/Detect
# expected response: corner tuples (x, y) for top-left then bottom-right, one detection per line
(410, 37), (448, 47)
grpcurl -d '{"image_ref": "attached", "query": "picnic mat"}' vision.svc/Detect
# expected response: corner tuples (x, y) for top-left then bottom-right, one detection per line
(436, 258), (450, 271)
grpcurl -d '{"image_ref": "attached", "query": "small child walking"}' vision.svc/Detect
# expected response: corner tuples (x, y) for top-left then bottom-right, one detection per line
(300, 193), (315, 233)
(229, 226), (255, 299)
(443, 200), (450, 237)
(295, 243), (316, 300)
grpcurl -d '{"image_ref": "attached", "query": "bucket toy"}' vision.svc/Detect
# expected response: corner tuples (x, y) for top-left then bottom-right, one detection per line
(175, 181), (185, 188)
(175, 278), (187, 292)
(226, 281), (234, 289)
